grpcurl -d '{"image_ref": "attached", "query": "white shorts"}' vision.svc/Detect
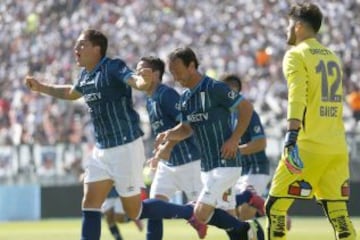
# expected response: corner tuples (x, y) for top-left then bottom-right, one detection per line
(199, 167), (241, 210)
(101, 197), (124, 214)
(235, 174), (270, 196)
(84, 138), (146, 197)
(150, 160), (202, 202)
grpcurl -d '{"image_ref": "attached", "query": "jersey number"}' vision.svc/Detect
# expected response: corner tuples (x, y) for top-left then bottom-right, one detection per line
(316, 60), (342, 102)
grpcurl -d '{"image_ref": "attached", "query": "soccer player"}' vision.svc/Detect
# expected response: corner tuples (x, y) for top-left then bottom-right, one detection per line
(24, 29), (207, 240)
(265, 3), (357, 240)
(220, 74), (270, 221)
(155, 47), (264, 240)
(102, 187), (143, 240)
(136, 56), (203, 240)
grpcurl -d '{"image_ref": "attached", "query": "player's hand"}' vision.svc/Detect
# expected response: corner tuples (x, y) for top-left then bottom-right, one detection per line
(137, 67), (153, 88)
(24, 75), (42, 92)
(282, 130), (304, 174)
(153, 142), (172, 160)
(147, 156), (160, 169)
(221, 136), (239, 159)
(154, 131), (169, 149)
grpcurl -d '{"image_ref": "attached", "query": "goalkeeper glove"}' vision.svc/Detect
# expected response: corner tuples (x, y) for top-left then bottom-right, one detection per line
(282, 129), (304, 174)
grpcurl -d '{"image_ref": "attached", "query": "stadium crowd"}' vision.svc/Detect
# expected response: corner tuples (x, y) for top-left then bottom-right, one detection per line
(0, 0), (359, 181)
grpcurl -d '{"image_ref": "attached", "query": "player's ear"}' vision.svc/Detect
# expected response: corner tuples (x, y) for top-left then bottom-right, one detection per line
(189, 61), (196, 72)
(295, 21), (306, 33)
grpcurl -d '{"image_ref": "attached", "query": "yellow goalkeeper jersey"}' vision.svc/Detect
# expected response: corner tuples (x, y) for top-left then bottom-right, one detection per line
(283, 38), (347, 154)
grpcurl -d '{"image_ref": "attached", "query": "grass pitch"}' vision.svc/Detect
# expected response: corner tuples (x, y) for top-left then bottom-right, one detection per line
(0, 217), (359, 240)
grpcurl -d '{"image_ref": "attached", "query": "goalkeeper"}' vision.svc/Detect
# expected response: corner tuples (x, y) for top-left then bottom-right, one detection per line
(265, 2), (356, 240)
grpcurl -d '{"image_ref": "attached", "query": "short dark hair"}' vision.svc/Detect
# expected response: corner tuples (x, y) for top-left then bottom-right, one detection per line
(168, 47), (199, 69)
(220, 74), (242, 92)
(289, 3), (323, 33)
(140, 56), (165, 81)
(82, 29), (108, 57)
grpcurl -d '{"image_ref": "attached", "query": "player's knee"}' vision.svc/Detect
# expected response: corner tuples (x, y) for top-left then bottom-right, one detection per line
(121, 196), (142, 220)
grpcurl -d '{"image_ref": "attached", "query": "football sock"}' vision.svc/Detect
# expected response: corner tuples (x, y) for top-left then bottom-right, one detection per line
(81, 210), (102, 240)
(146, 219), (163, 240)
(236, 190), (253, 206)
(109, 224), (123, 240)
(208, 208), (249, 234)
(320, 200), (357, 240)
(140, 198), (193, 220)
(265, 196), (293, 240)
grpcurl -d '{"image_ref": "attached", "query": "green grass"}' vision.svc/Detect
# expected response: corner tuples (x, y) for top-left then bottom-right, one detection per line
(0, 217), (359, 240)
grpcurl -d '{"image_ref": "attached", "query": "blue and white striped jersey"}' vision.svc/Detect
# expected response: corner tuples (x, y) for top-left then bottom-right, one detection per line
(232, 110), (270, 175)
(146, 84), (200, 166)
(74, 57), (143, 149)
(179, 76), (243, 172)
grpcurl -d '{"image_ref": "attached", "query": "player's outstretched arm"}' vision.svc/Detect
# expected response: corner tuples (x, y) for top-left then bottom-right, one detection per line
(24, 75), (82, 100)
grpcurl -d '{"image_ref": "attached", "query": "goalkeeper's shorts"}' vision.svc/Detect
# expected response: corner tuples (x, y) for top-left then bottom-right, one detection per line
(269, 148), (350, 201)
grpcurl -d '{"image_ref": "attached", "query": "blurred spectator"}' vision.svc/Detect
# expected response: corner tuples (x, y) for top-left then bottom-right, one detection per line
(0, 0), (359, 183)
(347, 84), (360, 131)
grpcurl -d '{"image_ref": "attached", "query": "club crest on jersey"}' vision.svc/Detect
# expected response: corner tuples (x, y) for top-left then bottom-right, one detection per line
(227, 90), (237, 100)
(253, 125), (261, 133)
(288, 180), (312, 197)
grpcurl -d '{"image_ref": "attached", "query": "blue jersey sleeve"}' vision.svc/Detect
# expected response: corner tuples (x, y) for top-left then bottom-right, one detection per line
(247, 112), (266, 141)
(212, 81), (243, 111)
(73, 70), (86, 94)
(159, 87), (181, 122)
(109, 59), (134, 84)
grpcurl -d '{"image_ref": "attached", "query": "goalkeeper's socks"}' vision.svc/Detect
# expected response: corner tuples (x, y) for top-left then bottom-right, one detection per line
(140, 198), (193, 220)
(146, 219), (163, 240)
(235, 190), (252, 206)
(81, 209), (101, 240)
(109, 224), (123, 240)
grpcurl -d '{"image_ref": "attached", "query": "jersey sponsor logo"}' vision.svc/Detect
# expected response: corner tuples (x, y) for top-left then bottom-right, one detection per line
(187, 112), (209, 122)
(288, 180), (312, 197)
(84, 92), (102, 102)
(309, 48), (332, 55)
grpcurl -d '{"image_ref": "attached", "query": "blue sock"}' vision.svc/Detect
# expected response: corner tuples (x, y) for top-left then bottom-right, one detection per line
(236, 190), (252, 206)
(208, 208), (249, 232)
(146, 219), (163, 240)
(109, 224), (122, 240)
(81, 210), (101, 240)
(140, 199), (193, 220)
